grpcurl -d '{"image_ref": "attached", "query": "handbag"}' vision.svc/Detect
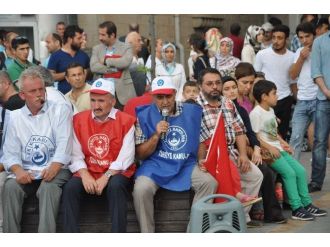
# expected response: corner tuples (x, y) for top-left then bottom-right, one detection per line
(246, 146), (274, 165)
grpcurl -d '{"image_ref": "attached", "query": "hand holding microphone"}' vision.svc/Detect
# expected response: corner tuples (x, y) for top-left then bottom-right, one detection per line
(156, 108), (169, 140)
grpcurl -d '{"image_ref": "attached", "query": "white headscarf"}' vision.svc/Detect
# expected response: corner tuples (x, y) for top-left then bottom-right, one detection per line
(161, 42), (176, 74)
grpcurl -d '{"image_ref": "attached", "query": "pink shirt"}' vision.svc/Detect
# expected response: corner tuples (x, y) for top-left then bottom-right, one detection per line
(238, 96), (253, 114)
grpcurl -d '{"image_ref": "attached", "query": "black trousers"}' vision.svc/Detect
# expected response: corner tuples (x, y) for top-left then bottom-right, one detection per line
(274, 95), (294, 139)
(258, 164), (284, 220)
(61, 175), (131, 233)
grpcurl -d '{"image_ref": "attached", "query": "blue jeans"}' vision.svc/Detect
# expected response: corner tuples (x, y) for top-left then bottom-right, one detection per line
(289, 99), (316, 161)
(311, 99), (330, 187)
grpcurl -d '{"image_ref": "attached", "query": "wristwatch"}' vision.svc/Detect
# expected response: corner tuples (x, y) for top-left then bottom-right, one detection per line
(104, 170), (113, 179)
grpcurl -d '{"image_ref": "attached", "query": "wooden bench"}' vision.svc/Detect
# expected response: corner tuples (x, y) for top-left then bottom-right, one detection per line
(21, 189), (194, 233)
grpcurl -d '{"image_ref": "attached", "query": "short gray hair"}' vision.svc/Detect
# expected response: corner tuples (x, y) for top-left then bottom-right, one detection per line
(17, 67), (45, 91)
(26, 66), (54, 87)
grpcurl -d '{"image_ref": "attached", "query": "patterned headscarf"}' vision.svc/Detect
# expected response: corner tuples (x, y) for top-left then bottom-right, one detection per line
(161, 42), (176, 74)
(243, 25), (264, 53)
(205, 27), (223, 56)
(215, 37), (240, 77)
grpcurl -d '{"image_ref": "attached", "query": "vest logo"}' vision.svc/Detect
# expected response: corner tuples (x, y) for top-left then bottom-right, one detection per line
(25, 135), (55, 167)
(157, 79), (164, 86)
(164, 126), (187, 151)
(88, 134), (109, 159)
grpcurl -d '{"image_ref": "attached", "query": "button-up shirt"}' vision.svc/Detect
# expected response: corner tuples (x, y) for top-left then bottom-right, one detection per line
(3, 101), (73, 176)
(311, 31), (330, 100)
(197, 93), (246, 158)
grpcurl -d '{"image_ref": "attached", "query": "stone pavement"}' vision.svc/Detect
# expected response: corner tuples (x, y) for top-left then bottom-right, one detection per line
(248, 151), (330, 233)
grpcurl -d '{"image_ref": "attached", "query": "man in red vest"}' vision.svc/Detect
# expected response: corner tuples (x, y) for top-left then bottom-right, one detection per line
(61, 78), (136, 233)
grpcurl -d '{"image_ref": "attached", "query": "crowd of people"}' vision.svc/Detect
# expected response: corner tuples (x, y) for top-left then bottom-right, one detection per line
(0, 14), (330, 233)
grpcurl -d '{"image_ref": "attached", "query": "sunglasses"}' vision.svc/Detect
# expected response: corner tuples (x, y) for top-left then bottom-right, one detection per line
(13, 36), (28, 41)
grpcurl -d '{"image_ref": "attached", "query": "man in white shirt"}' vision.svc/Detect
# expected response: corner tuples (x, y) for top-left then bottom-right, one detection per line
(289, 22), (318, 161)
(2, 68), (73, 232)
(255, 24), (296, 139)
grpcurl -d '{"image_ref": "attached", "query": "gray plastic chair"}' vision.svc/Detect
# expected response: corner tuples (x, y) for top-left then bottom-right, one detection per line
(189, 194), (247, 233)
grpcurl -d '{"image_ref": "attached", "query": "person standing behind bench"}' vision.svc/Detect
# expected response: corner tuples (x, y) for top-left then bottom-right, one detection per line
(62, 78), (136, 233)
(133, 76), (217, 232)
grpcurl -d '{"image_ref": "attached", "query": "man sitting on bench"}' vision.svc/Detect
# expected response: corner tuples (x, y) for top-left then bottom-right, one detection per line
(133, 76), (217, 232)
(61, 78), (136, 233)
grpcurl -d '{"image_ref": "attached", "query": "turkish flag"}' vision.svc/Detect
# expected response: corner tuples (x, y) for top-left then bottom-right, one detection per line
(203, 113), (239, 202)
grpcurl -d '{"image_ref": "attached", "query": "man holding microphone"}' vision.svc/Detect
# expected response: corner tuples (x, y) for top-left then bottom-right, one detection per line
(132, 76), (217, 232)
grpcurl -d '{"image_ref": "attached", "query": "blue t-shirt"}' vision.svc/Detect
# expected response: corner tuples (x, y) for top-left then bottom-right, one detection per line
(47, 49), (90, 94)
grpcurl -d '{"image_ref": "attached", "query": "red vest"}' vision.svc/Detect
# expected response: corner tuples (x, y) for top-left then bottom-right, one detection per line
(73, 110), (136, 179)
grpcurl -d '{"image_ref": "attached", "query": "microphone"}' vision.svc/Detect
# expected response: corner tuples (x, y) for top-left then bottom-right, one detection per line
(37, 97), (45, 104)
(161, 108), (169, 140)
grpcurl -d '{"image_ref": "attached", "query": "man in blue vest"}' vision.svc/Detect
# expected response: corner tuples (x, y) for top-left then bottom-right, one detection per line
(133, 76), (218, 232)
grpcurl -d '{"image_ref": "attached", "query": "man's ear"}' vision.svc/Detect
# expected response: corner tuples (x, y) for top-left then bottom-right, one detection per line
(19, 91), (25, 101)
(111, 97), (116, 108)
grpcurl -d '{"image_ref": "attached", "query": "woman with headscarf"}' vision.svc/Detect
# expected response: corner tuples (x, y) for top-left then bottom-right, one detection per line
(214, 37), (240, 77)
(241, 25), (265, 65)
(155, 42), (186, 101)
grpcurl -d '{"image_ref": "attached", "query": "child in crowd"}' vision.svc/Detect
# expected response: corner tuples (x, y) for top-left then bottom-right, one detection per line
(182, 81), (200, 102)
(253, 71), (283, 203)
(221, 76), (286, 224)
(250, 80), (327, 221)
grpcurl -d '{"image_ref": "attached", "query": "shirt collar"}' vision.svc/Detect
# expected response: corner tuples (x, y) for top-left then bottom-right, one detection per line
(21, 100), (49, 116)
(92, 107), (118, 122)
(14, 59), (32, 69)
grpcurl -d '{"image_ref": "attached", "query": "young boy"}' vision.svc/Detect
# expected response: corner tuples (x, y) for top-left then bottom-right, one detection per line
(249, 80), (327, 221)
(182, 81), (200, 102)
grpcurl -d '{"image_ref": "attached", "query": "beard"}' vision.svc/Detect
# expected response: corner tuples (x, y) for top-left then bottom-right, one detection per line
(203, 90), (220, 101)
(71, 43), (81, 51)
(272, 43), (286, 52)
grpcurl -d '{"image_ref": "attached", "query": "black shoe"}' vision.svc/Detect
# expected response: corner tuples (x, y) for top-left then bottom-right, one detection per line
(264, 215), (287, 224)
(292, 207), (315, 221)
(308, 182), (322, 193)
(304, 204), (327, 217)
(246, 220), (263, 228)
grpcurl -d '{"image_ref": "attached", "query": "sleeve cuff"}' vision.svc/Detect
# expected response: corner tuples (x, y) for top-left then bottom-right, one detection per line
(68, 160), (87, 173)
(52, 154), (72, 167)
(4, 160), (22, 172)
(110, 161), (124, 171)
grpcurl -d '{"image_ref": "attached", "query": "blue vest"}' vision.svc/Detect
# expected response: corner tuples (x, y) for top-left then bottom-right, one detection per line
(136, 103), (202, 191)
